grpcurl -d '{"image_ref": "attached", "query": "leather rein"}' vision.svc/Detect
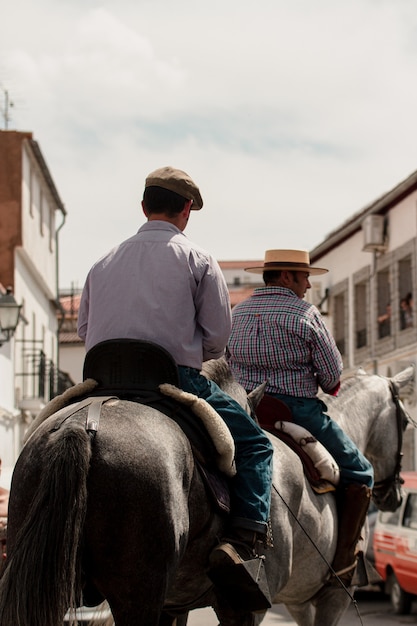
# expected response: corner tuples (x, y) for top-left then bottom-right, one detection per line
(371, 379), (407, 506)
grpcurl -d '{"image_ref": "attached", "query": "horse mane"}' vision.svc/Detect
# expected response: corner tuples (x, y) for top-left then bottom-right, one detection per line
(204, 359), (367, 403)
(201, 358), (234, 388)
(318, 370), (370, 415)
(339, 374), (361, 393)
(201, 358), (250, 409)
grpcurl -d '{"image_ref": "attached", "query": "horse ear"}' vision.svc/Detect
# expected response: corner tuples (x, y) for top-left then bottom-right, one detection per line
(356, 367), (367, 376)
(392, 365), (415, 390)
(248, 382), (267, 409)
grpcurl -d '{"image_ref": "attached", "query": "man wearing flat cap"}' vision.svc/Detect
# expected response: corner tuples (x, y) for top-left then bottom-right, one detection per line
(227, 249), (374, 588)
(78, 166), (273, 610)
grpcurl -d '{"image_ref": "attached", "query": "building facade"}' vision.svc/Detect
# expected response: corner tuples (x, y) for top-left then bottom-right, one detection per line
(0, 130), (70, 487)
(309, 169), (417, 469)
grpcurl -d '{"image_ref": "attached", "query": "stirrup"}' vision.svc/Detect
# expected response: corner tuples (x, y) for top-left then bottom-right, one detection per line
(351, 553), (383, 587)
(208, 544), (271, 612)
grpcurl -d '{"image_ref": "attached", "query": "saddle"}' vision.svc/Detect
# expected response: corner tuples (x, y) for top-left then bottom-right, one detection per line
(82, 339), (231, 513)
(256, 394), (339, 493)
(83, 339), (180, 393)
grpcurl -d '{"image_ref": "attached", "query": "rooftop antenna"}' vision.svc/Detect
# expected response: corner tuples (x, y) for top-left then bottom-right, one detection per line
(0, 86), (14, 129)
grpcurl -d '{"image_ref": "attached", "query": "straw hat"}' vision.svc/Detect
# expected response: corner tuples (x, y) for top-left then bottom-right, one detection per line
(245, 250), (328, 275)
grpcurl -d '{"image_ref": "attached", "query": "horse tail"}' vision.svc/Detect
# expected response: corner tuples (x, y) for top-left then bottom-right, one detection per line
(0, 420), (92, 626)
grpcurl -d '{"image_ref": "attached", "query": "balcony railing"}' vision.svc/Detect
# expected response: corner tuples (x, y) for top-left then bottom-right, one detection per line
(15, 345), (74, 405)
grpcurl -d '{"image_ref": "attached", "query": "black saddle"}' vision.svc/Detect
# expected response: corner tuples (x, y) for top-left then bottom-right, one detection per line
(82, 339), (230, 513)
(83, 339), (180, 394)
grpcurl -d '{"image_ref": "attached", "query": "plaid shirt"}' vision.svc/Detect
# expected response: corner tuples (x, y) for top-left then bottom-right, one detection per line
(227, 286), (343, 398)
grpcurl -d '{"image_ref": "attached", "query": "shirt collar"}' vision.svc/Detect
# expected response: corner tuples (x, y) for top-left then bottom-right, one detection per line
(253, 285), (297, 298)
(138, 220), (184, 236)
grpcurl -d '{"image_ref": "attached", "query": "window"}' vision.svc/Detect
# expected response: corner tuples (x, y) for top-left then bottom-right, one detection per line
(45, 195), (55, 253)
(29, 166), (34, 218)
(355, 281), (367, 348)
(377, 269), (391, 339)
(330, 280), (348, 358)
(403, 494), (417, 530)
(334, 293), (346, 355)
(39, 188), (44, 236)
(398, 255), (413, 331)
(31, 173), (40, 219)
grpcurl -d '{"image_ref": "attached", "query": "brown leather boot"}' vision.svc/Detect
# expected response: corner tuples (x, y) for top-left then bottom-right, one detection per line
(207, 528), (271, 612)
(330, 483), (372, 587)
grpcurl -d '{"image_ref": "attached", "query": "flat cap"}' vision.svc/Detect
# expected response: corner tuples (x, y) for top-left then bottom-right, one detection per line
(145, 166), (203, 210)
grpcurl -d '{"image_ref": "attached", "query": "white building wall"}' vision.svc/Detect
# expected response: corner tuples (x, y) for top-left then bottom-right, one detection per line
(0, 346), (19, 490)
(388, 194), (417, 250)
(59, 344), (85, 385)
(0, 141), (63, 485)
(0, 347), (15, 410)
(310, 192), (417, 469)
(21, 146), (56, 299)
(13, 254), (58, 400)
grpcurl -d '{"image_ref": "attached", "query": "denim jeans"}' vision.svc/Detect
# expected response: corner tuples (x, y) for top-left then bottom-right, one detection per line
(271, 393), (374, 488)
(178, 366), (273, 534)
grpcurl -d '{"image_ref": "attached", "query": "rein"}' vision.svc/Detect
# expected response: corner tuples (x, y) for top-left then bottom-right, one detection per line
(372, 379), (405, 505)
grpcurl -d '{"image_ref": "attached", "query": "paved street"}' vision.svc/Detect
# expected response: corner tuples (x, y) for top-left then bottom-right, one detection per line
(187, 591), (417, 625)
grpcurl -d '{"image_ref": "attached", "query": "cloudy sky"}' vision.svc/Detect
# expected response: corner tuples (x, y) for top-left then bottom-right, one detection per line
(1, 0), (417, 290)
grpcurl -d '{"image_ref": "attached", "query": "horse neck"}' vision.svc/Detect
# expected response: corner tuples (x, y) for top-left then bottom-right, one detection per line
(329, 376), (385, 453)
(333, 375), (400, 481)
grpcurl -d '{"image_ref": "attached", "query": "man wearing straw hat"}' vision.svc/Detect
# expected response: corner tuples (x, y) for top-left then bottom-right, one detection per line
(227, 249), (374, 588)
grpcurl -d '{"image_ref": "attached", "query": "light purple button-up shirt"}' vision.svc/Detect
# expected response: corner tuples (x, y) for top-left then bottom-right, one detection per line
(78, 221), (232, 369)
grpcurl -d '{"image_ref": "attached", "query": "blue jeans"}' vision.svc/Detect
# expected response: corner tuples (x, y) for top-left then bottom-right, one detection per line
(271, 394), (374, 488)
(178, 366), (273, 534)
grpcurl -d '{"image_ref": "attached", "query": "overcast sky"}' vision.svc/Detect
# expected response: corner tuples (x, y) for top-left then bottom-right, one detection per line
(1, 0), (417, 290)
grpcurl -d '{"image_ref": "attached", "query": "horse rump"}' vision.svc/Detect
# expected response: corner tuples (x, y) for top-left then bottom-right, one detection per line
(0, 420), (92, 626)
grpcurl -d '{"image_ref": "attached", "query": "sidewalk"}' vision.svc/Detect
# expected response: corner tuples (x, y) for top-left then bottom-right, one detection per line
(187, 593), (417, 625)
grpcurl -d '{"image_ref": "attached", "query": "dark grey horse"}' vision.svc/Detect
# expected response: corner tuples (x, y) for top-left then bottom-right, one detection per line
(0, 361), (413, 626)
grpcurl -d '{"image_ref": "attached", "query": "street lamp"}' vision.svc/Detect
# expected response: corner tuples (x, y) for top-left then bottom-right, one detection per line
(0, 287), (22, 346)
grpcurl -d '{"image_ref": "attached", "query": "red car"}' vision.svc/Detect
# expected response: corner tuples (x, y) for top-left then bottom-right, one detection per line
(374, 471), (417, 614)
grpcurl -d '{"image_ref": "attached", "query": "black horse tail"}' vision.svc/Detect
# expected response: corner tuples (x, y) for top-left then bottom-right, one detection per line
(0, 421), (92, 626)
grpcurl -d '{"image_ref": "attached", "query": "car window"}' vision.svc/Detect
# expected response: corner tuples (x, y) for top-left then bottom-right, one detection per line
(403, 493), (417, 529)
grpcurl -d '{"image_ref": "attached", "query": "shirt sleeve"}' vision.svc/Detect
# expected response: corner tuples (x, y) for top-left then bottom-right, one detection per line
(192, 254), (232, 361)
(308, 309), (343, 394)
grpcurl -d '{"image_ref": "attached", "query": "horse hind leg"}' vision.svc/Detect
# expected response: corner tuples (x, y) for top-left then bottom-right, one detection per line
(310, 585), (352, 626)
(285, 586), (352, 626)
(105, 577), (169, 626)
(285, 601), (315, 626)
